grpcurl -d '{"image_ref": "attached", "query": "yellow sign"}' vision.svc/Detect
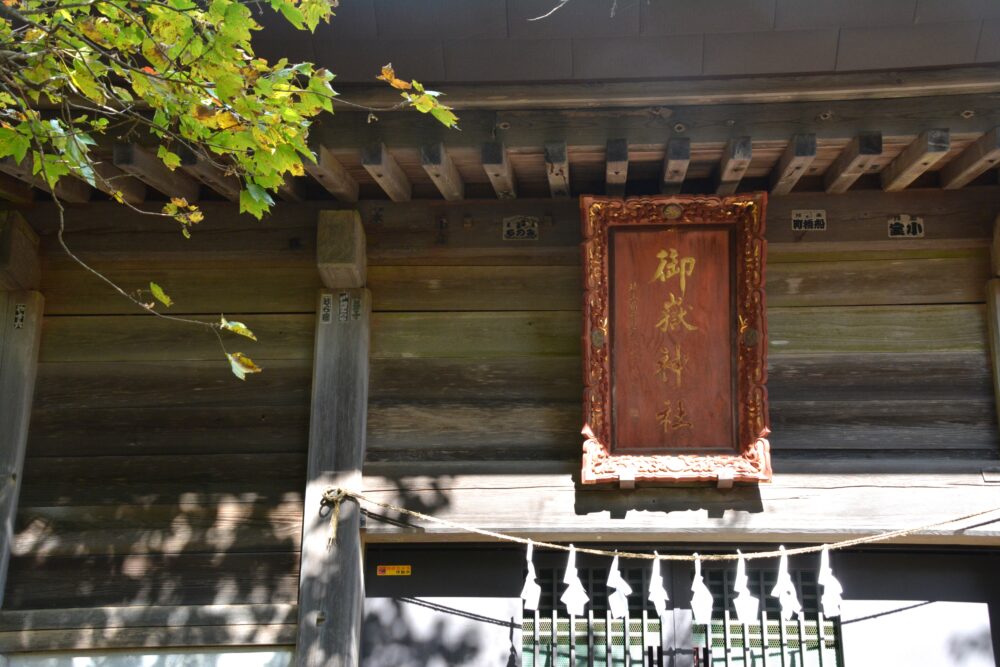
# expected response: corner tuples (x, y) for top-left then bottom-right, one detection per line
(376, 564), (411, 576)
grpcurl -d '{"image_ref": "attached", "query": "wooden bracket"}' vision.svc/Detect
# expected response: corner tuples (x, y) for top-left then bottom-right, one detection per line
(0, 212), (39, 291)
(317, 210), (366, 289)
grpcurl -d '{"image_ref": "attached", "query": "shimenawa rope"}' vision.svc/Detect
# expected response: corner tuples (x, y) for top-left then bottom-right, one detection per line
(322, 486), (1000, 561)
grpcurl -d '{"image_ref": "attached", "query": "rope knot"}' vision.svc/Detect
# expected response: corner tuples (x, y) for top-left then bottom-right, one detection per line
(322, 487), (351, 550)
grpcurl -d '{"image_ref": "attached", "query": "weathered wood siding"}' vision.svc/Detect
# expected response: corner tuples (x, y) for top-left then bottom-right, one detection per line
(5, 189), (1000, 648)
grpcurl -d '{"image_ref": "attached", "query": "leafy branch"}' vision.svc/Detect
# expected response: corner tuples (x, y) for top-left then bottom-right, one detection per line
(0, 0), (458, 378)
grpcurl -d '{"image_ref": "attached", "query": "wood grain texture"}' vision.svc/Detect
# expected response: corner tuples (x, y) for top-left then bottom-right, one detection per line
(0, 212), (39, 291)
(360, 464), (1000, 545)
(112, 144), (199, 202)
(880, 129), (951, 192)
(987, 279), (1000, 442)
(317, 210), (366, 289)
(0, 623), (296, 651)
(481, 141), (516, 199)
(770, 134), (816, 196)
(660, 138), (690, 195)
(0, 290), (43, 607)
(296, 289), (370, 667)
(421, 143), (464, 201)
(941, 126), (1000, 190)
(305, 144), (359, 202)
(824, 132), (882, 194)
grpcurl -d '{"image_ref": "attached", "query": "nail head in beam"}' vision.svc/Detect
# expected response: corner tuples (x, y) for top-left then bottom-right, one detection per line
(716, 136), (752, 195)
(362, 143), (411, 202)
(605, 138), (629, 198)
(421, 142), (465, 201)
(941, 127), (1000, 190)
(90, 161), (146, 205)
(0, 211), (40, 291)
(317, 210), (366, 289)
(0, 173), (34, 206)
(0, 158), (91, 204)
(881, 129), (951, 192)
(112, 144), (199, 202)
(177, 146), (241, 202)
(481, 141), (516, 199)
(544, 141), (570, 198)
(824, 131), (883, 194)
(661, 137), (690, 195)
(305, 144), (359, 202)
(769, 134), (817, 196)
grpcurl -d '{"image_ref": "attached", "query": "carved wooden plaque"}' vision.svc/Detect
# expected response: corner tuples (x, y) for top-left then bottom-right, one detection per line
(580, 195), (771, 486)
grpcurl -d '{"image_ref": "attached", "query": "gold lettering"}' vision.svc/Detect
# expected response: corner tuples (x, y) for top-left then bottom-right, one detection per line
(656, 344), (688, 386)
(651, 248), (696, 295)
(655, 293), (698, 333)
(656, 399), (692, 433)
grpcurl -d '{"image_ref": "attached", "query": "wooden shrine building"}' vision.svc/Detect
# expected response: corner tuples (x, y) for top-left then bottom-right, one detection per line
(3, 1), (1000, 665)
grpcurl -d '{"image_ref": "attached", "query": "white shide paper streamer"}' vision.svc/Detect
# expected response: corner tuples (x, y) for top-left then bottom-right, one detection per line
(561, 544), (590, 617)
(647, 552), (670, 619)
(818, 547), (844, 618)
(691, 554), (714, 625)
(732, 550), (760, 624)
(770, 545), (803, 620)
(520, 542), (541, 611)
(606, 553), (633, 619)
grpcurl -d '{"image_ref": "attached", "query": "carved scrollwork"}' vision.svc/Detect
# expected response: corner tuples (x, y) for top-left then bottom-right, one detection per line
(580, 195), (771, 485)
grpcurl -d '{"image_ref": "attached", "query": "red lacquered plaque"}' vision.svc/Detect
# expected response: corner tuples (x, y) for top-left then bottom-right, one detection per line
(580, 195), (771, 486)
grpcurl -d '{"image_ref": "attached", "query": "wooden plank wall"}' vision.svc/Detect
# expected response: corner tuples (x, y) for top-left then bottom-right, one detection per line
(4, 188), (1000, 648)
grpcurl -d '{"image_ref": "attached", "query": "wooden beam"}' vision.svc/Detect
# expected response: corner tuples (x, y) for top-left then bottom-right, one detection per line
(0, 289), (44, 607)
(276, 175), (306, 202)
(992, 213), (1000, 278)
(0, 159), (91, 204)
(824, 131), (883, 194)
(716, 136), (752, 195)
(0, 173), (34, 205)
(317, 210), (366, 289)
(941, 127), (1000, 190)
(420, 142), (464, 201)
(0, 212), (39, 291)
(543, 141), (570, 198)
(177, 147), (240, 202)
(881, 129), (951, 192)
(770, 134), (817, 196)
(296, 287), (370, 667)
(604, 138), (628, 197)
(305, 144), (359, 202)
(481, 141), (516, 199)
(113, 144), (199, 202)
(361, 143), (410, 202)
(90, 161), (146, 205)
(660, 137), (690, 194)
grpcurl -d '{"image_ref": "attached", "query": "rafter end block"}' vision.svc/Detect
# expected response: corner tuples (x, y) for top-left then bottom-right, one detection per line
(317, 210), (366, 289)
(0, 211), (39, 290)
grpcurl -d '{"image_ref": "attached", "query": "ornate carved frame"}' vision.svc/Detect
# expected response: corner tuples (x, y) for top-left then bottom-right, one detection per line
(580, 195), (772, 486)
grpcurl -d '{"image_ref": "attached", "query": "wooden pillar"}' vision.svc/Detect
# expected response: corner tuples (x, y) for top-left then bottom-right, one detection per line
(0, 211), (43, 607)
(988, 215), (1000, 448)
(295, 210), (370, 667)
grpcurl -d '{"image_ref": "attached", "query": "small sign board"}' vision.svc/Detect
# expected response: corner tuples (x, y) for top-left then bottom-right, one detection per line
(320, 294), (334, 324)
(791, 209), (826, 231)
(502, 215), (539, 241)
(888, 214), (924, 238)
(376, 565), (412, 576)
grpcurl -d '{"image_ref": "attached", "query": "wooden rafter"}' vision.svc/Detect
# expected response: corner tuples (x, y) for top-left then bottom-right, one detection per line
(113, 144), (199, 202)
(362, 143), (411, 202)
(421, 142), (464, 201)
(881, 129), (950, 192)
(544, 141), (570, 198)
(770, 134), (817, 196)
(0, 159), (91, 204)
(941, 127), (1000, 190)
(660, 137), (690, 195)
(177, 147), (240, 202)
(481, 141), (516, 199)
(716, 137), (752, 195)
(304, 144), (358, 202)
(604, 138), (628, 198)
(825, 131), (883, 194)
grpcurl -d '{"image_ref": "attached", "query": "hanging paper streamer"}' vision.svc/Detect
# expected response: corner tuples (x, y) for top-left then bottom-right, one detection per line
(690, 554), (714, 626)
(770, 545), (802, 620)
(606, 553), (633, 619)
(647, 551), (669, 619)
(560, 545), (589, 616)
(520, 542), (541, 611)
(732, 550), (760, 624)
(818, 547), (844, 618)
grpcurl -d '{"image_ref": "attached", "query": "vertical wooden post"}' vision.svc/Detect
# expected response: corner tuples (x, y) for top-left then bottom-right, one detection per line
(0, 211), (43, 607)
(296, 211), (369, 667)
(987, 214), (1000, 445)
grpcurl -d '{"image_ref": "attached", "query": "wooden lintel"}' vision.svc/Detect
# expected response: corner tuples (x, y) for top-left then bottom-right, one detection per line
(941, 127), (1000, 190)
(824, 131), (883, 194)
(90, 161), (146, 205)
(481, 141), (516, 199)
(660, 137), (690, 195)
(992, 214), (1000, 278)
(296, 288), (370, 667)
(0, 212), (39, 291)
(0, 173), (34, 206)
(770, 134), (817, 196)
(177, 147), (241, 202)
(881, 129), (951, 192)
(544, 141), (570, 198)
(317, 210), (366, 289)
(305, 145), (359, 202)
(716, 136), (752, 195)
(988, 278), (1000, 452)
(362, 143), (411, 202)
(604, 138), (628, 198)
(0, 159), (91, 204)
(113, 144), (199, 202)
(276, 175), (306, 203)
(0, 290), (44, 607)
(421, 142), (464, 201)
